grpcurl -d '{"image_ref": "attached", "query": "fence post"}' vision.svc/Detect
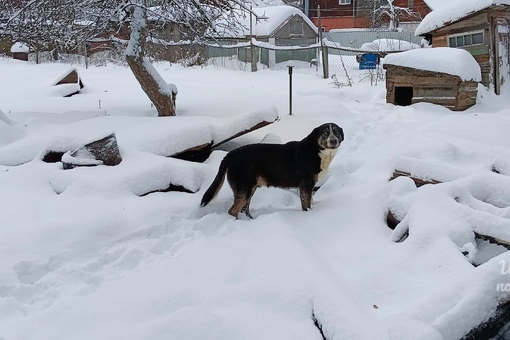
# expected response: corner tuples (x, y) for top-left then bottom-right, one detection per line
(249, 5), (257, 72)
(322, 46), (329, 79)
(318, 6), (329, 79)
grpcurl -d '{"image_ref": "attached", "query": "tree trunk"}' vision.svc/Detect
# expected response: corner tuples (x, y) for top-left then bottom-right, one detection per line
(125, 4), (175, 116)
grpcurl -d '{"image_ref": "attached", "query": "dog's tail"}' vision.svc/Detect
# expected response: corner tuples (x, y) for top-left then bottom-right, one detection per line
(200, 155), (230, 207)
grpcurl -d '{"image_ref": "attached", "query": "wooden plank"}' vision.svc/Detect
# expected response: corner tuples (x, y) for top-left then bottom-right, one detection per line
(432, 35), (448, 47)
(412, 97), (457, 106)
(414, 86), (456, 97)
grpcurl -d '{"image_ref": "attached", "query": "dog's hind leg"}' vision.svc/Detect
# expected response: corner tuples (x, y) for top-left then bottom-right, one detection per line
(228, 192), (248, 218)
(299, 183), (314, 211)
(240, 187), (257, 219)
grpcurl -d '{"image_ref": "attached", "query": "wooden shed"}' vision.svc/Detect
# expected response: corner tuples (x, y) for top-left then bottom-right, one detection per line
(383, 48), (481, 111)
(207, 6), (318, 68)
(10, 42), (29, 61)
(415, 1), (510, 94)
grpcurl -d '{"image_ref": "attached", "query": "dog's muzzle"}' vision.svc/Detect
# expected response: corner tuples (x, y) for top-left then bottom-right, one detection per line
(327, 137), (339, 148)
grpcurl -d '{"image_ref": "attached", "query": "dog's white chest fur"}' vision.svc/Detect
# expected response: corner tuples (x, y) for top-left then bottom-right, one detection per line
(317, 148), (337, 182)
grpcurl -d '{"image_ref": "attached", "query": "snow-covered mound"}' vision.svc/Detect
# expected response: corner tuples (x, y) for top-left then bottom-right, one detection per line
(360, 39), (420, 52)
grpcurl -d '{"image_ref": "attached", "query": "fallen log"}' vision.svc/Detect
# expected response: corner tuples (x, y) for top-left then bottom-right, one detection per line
(171, 142), (213, 163)
(386, 210), (400, 230)
(461, 299), (510, 340)
(474, 232), (510, 251)
(139, 183), (195, 196)
(170, 120), (275, 163)
(390, 170), (442, 187)
(212, 120), (274, 149)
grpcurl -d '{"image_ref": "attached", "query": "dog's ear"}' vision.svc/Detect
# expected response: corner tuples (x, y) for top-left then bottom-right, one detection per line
(338, 127), (344, 141)
(311, 124), (324, 138)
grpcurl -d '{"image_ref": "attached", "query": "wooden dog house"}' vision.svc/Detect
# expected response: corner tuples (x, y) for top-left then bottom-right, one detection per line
(383, 48), (480, 111)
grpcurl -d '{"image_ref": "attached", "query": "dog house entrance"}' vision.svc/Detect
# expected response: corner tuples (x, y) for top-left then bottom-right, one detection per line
(395, 87), (413, 106)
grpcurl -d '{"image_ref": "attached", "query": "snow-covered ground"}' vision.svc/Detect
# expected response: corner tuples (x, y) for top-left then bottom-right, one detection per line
(1, 56), (510, 339)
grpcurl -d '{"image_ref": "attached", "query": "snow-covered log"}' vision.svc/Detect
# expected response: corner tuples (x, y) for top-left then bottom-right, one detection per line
(52, 68), (84, 97)
(461, 300), (510, 340)
(62, 133), (122, 170)
(172, 117), (278, 162)
(390, 170), (441, 187)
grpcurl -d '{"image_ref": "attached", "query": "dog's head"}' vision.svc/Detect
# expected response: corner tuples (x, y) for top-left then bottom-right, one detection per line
(315, 123), (344, 150)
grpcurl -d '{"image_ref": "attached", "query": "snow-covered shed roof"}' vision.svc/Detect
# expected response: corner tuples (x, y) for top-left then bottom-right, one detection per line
(416, 0), (510, 35)
(10, 42), (29, 53)
(210, 6), (317, 38)
(383, 47), (481, 81)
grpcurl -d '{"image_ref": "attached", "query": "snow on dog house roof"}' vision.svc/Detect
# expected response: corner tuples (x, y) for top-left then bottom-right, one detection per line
(383, 47), (482, 82)
(416, 0), (510, 35)
(210, 5), (317, 38)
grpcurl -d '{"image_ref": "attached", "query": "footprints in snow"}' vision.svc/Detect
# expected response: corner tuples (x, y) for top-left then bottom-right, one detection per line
(1, 218), (201, 309)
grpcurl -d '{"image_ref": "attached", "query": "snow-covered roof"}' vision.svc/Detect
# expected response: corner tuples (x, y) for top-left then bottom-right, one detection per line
(360, 39), (420, 52)
(10, 42), (29, 53)
(211, 6), (317, 38)
(383, 47), (481, 81)
(416, 0), (510, 35)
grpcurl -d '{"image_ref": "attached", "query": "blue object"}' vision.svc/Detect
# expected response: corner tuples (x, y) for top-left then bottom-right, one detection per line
(359, 53), (378, 70)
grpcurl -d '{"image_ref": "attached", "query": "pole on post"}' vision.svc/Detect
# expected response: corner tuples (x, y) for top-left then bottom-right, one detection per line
(287, 61), (294, 115)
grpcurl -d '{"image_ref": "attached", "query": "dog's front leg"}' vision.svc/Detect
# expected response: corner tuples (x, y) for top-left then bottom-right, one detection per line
(299, 184), (313, 211)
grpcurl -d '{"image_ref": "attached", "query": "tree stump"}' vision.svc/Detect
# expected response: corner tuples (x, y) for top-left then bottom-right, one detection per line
(62, 133), (122, 170)
(53, 68), (84, 97)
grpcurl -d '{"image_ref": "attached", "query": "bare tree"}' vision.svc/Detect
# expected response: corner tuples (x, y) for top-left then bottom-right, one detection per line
(372, 0), (420, 31)
(1, 0), (251, 117)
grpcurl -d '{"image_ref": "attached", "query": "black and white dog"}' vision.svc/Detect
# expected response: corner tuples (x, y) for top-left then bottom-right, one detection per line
(200, 123), (344, 218)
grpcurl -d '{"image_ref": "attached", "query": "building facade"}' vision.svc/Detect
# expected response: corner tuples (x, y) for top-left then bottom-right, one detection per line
(306, 0), (433, 31)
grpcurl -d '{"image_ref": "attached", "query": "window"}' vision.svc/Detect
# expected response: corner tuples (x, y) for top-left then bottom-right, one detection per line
(448, 31), (484, 47)
(408, 0), (414, 8)
(290, 21), (303, 36)
(339, 0), (351, 4)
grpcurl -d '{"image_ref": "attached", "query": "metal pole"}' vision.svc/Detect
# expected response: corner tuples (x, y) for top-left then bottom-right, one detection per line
(288, 65), (294, 115)
(352, 0), (356, 27)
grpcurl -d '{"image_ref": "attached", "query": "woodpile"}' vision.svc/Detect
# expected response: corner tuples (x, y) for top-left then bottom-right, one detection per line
(388, 168), (510, 250)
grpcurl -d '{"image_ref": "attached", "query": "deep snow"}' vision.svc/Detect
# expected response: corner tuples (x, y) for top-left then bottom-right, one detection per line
(1, 56), (510, 340)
